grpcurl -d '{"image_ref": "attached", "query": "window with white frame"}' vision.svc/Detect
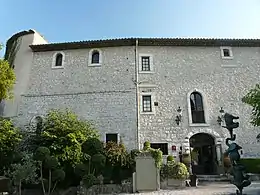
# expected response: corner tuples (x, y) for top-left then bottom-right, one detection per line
(141, 56), (151, 71)
(88, 49), (102, 66)
(106, 133), (118, 143)
(190, 91), (205, 123)
(139, 54), (153, 73)
(142, 95), (152, 112)
(220, 47), (233, 59)
(52, 52), (65, 68)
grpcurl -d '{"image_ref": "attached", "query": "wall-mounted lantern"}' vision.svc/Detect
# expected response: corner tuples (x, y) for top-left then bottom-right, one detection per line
(175, 106), (182, 125)
(217, 107), (225, 125)
(257, 134), (260, 143)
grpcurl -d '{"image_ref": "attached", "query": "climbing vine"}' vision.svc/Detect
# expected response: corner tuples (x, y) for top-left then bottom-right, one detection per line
(141, 141), (163, 168)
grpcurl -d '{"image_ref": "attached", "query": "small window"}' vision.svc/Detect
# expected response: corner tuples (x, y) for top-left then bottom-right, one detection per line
(141, 56), (150, 71)
(106, 133), (118, 143)
(220, 47), (233, 59)
(55, 53), (63, 66)
(91, 51), (100, 64)
(150, 143), (168, 155)
(142, 95), (152, 112)
(190, 92), (205, 123)
(223, 49), (230, 57)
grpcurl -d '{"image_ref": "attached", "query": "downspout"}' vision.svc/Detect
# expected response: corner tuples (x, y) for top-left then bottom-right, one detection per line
(135, 39), (140, 149)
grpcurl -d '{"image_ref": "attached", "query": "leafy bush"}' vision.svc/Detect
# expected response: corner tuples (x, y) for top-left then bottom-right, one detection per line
(40, 109), (99, 166)
(34, 146), (65, 195)
(82, 174), (96, 189)
(167, 155), (175, 162)
(74, 164), (88, 178)
(82, 138), (104, 156)
(5, 152), (38, 195)
(0, 117), (22, 173)
(240, 158), (260, 174)
(104, 142), (128, 167)
(160, 162), (189, 180)
(143, 141), (151, 150)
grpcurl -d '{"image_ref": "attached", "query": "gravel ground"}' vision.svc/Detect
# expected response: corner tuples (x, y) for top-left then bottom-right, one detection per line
(119, 182), (260, 195)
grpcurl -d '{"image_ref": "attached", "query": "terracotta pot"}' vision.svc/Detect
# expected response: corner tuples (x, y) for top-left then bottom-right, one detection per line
(223, 154), (231, 168)
(182, 154), (191, 165)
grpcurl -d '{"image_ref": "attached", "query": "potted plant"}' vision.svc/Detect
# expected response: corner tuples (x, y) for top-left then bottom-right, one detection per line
(160, 161), (189, 188)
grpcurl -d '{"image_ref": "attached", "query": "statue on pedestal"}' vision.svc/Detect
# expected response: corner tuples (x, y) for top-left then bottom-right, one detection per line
(223, 113), (251, 195)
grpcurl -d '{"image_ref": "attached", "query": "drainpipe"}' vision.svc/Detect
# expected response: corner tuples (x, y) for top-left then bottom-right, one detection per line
(135, 39), (140, 149)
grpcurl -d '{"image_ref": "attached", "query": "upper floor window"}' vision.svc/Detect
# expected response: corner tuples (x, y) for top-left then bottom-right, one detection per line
(220, 47), (233, 59)
(88, 49), (102, 66)
(91, 51), (100, 64)
(141, 56), (151, 71)
(190, 92), (205, 123)
(55, 53), (63, 66)
(142, 95), (152, 112)
(223, 49), (230, 57)
(52, 52), (65, 69)
(139, 54), (154, 73)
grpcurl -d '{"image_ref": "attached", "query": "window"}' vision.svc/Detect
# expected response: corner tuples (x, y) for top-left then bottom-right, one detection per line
(91, 51), (100, 64)
(139, 54), (154, 73)
(142, 95), (152, 112)
(52, 52), (65, 68)
(141, 56), (150, 71)
(223, 49), (230, 57)
(88, 49), (102, 66)
(106, 133), (118, 143)
(150, 143), (168, 155)
(220, 47), (233, 59)
(190, 92), (205, 123)
(55, 53), (63, 66)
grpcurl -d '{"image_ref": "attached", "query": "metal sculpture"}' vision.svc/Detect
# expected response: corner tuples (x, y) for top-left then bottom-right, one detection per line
(223, 113), (251, 195)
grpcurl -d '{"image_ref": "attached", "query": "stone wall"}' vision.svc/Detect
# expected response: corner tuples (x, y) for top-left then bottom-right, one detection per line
(137, 46), (260, 157)
(14, 46), (138, 149)
(17, 90), (137, 149)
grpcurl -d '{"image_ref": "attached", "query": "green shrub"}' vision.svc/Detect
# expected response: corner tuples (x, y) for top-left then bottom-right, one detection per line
(240, 158), (260, 174)
(74, 163), (88, 178)
(167, 155), (175, 162)
(82, 138), (104, 156)
(160, 162), (189, 180)
(83, 174), (96, 189)
(143, 141), (150, 150)
(104, 142), (128, 167)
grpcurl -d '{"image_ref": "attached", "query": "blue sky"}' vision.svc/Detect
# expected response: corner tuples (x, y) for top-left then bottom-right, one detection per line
(1, 0), (260, 56)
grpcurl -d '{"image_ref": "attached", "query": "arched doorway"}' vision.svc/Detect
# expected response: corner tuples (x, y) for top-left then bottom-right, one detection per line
(189, 133), (217, 175)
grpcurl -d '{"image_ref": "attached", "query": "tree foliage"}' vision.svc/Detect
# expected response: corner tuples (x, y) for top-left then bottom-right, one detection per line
(0, 44), (16, 102)
(5, 152), (38, 195)
(0, 117), (22, 173)
(242, 84), (260, 126)
(40, 109), (99, 166)
(34, 146), (65, 195)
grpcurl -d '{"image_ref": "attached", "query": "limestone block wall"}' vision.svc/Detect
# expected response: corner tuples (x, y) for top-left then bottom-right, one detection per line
(15, 46), (138, 149)
(137, 46), (260, 157)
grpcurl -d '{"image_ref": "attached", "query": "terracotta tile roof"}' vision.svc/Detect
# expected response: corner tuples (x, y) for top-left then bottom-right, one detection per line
(30, 37), (260, 52)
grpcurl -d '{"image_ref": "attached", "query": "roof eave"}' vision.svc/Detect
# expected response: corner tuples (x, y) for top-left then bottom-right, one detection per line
(29, 38), (260, 52)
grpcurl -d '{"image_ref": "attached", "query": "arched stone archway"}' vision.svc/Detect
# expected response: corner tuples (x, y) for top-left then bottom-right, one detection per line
(187, 129), (222, 140)
(189, 132), (218, 175)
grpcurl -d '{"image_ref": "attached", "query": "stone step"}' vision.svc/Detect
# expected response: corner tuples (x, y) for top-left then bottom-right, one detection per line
(196, 175), (230, 182)
(196, 174), (260, 182)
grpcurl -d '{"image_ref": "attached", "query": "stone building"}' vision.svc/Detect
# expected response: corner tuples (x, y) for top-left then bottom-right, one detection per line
(2, 29), (260, 175)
